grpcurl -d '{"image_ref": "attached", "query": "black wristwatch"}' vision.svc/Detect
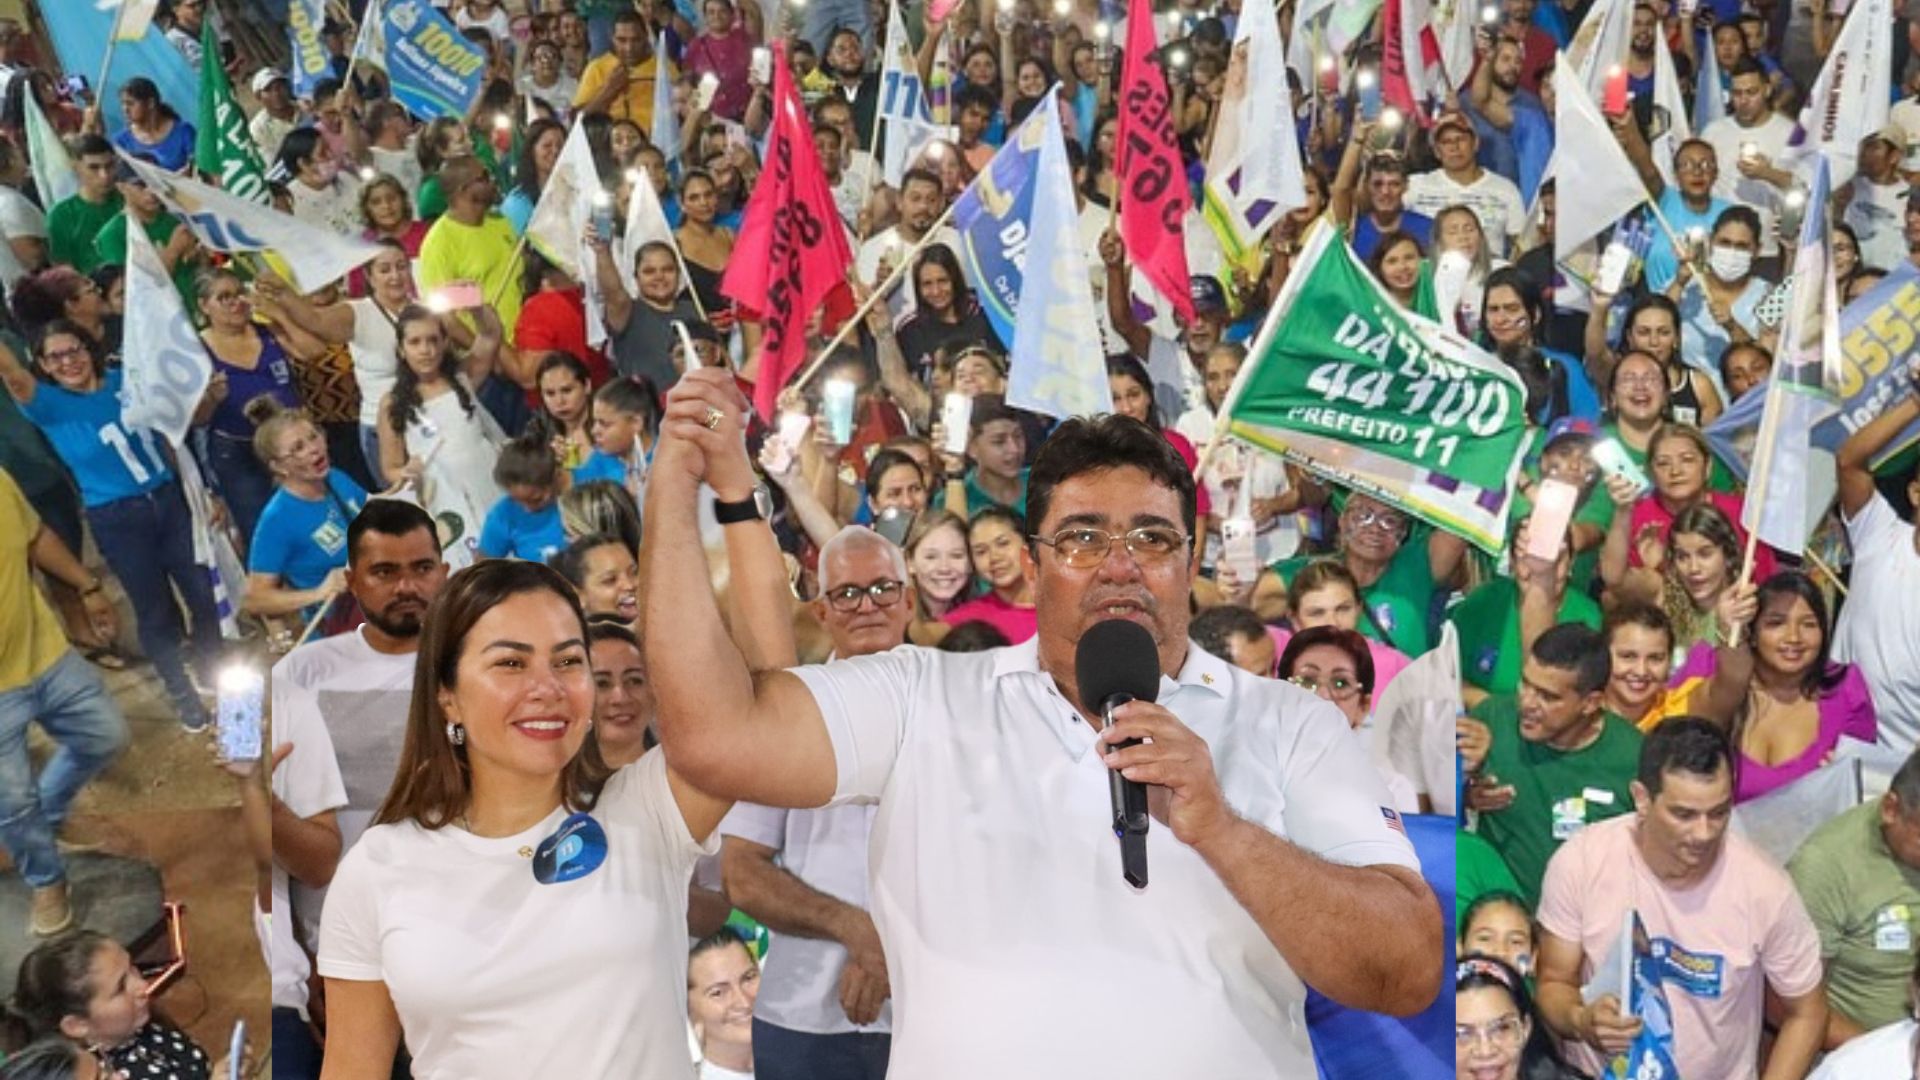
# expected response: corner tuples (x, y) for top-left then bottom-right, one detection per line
(713, 484), (772, 525)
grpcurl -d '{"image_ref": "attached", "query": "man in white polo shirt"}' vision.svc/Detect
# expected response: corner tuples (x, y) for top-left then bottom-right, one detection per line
(642, 369), (1443, 1076)
(721, 526), (915, 1079)
(1404, 112), (1527, 258)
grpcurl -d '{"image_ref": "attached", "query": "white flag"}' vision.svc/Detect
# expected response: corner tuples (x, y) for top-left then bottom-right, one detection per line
(651, 30), (681, 167)
(120, 223), (212, 448)
(352, 0), (387, 70)
(525, 119), (611, 346)
(99, 0), (161, 41)
(120, 153), (384, 293)
(24, 93), (76, 208)
(1203, 0), (1306, 268)
(174, 451), (248, 639)
(619, 166), (675, 298)
(1006, 92), (1111, 421)
(1550, 59), (1648, 263)
(877, 4), (950, 187)
(1787, 0), (1892, 187)
(1650, 32), (1692, 188)
(1567, 0), (1630, 102)
(1693, 34), (1726, 132)
(1284, 0), (1340, 88)
(1375, 621), (1463, 816)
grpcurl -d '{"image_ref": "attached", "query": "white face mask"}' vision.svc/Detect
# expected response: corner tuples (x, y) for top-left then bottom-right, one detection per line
(1708, 245), (1752, 282)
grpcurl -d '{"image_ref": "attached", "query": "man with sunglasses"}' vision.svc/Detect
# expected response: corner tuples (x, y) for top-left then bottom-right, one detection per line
(720, 526), (914, 1080)
(645, 367), (1440, 1077)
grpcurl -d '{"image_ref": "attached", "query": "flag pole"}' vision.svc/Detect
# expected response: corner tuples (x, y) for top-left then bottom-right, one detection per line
(1802, 543), (1849, 598)
(94, 2), (128, 114)
(789, 199), (960, 390)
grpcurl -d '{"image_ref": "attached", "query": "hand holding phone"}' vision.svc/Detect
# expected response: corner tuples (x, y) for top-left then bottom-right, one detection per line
(1524, 479), (1579, 563)
(939, 393), (973, 456)
(216, 666), (264, 764)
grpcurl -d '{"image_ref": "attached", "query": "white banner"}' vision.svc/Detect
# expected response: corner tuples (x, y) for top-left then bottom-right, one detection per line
(120, 223), (211, 448)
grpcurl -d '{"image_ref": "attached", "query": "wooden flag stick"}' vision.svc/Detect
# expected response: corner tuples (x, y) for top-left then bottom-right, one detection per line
(788, 198), (960, 391)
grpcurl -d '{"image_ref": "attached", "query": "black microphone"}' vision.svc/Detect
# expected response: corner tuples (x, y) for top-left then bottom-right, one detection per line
(1075, 619), (1159, 889)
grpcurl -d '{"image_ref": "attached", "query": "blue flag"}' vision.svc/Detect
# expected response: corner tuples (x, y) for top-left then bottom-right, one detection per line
(1004, 90), (1112, 421)
(287, 0), (333, 100)
(951, 108), (1046, 352)
(38, 0), (195, 131)
(378, 0), (487, 121)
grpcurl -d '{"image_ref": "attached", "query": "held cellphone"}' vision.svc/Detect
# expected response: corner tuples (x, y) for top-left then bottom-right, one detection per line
(763, 411), (812, 474)
(940, 392), (973, 455)
(1590, 438), (1651, 498)
(1357, 74), (1383, 122)
(1525, 479), (1579, 562)
(1595, 240), (1635, 295)
(591, 197), (616, 241)
(823, 379), (857, 445)
(434, 281), (484, 311)
(1602, 69), (1631, 118)
(874, 506), (913, 546)
(215, 667), (264, 764)
(751, 47), (772, 84)
(228, 1020), (246, 1080)
(1221, 517), (1260, 585)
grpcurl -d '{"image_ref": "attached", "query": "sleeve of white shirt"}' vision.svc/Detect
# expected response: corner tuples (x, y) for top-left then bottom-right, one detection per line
(1499, 179), (1526, 242)
(316, 834), (386, 982)
(600, 750), (722, 870)
(269, 681), (347, 821)
(787, 647), (918, 803)
(1842, 490), (1899, 553)
(0, 190), (46, 240)
(1275, 698), (1422, 872)
(719, 801), (790, 848)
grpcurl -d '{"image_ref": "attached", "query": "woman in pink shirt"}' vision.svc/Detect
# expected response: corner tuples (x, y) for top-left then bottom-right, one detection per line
(682, 0), (756, 121)
(942, 505), (1036, 643)
(1608, 423), (1776, 584)
(1678, 571), (1876, 803)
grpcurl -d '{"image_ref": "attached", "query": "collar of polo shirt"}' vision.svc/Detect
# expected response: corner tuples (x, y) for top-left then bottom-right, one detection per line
(990, 635), (1233, 701)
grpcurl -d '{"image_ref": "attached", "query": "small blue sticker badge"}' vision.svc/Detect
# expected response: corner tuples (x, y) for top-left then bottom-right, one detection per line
(532, 812), (608, 885)
(1475, 646), (1498, 675)
(1373, 603), (1396, 631)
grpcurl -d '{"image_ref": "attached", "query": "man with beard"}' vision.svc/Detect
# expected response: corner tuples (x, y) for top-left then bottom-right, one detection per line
(268, 498), (447, 1076)
(1700, 59), (1797, 258)
(818, 25), (880, 138)
(1457, 623), (1640, 908)
(721, 526), (917, 1080)
(856, 169), (959, 321)
(1463, 35), (1552, 197)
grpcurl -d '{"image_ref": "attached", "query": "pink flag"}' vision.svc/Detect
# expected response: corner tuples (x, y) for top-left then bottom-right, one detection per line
(721, 42), (855, 420)
(1381, 0), (1444, 125)
(1113, 0), (1195, 324)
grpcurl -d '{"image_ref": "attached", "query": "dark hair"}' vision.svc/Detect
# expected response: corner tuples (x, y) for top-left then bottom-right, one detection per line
(1481, 265), (1544, 345)
(1499, 343), (1555, 423)
(1288, 559), (1363, 614)
(1531, 623), (1610, 695)
(1455, 955), (1584, 1080)
(1191, 604), (1268, 663)
(688, 928), (753, 981)
(0, 1040), (84, 1079)
(956, 83), (1000, 119)
(1747, 571), (1845, 698)
(374, 560), (610, 828)
(1366, 229), (1425, 288)
(939, 620), (1012, 652)
(275, 126), (325, 180)
(67, 134), (113, 161)
(1890, 749), (1920, 818)
(968, 503), (1024, 539)
(866, 449), (926, 504)
(1104, 355), (1164, 431)
(13, 270), (96, 332)
(514, 118), (568, 200)
(1638, 715), (1733, 799)
(966, 391), (1018, 439)
(909, 244), (975, 318)
(1727, 57), (1768, 83)
(1026, 414), (1198, 541)
(1719, 341), (1772, 395)
(1278, 625), (1376, 698)
(6, 931), (112, 1042)
(1603, 600), (1673, 652)
(594, 374), (661, 434)
(348, 498), (440, 565)
(587, 617), (641, 652)
(900, 166), (943, 197)
(494, 435), (560, 490)
(1620, 295), (1681, 367)
(548, 532), (627, 590)
(387, 306), (478, 436)
(560, 481), (642, 551)
(1460, 890), (1532, 946)
(528, 351), (595, 443)
(1711, 204), (1763, 244)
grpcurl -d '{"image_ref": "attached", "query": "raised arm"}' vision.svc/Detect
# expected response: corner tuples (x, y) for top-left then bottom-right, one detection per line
(1098, 228), (1151, 358)
(863, 286), (930, 427)
(1583, 289), (1620, 389)
(641, 368), (840, 809)
(1688, 582), (1759, 727)
(589, 226), (635, 333)
(1596, 473), (1641, 589)
(252, 270), (357, 344)
(0, 335), (36, 403)
(1837, 369), (1919, 517)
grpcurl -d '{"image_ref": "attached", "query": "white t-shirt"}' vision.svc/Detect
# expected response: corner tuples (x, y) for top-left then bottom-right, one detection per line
(368, 143), (425, 198)
(319, 751), (717, 1079)
(1845, 175), (1910, 273)
(1807, 1017), (1915, 1079)
(272, 627), (415, 944)
(0, 184), (47, 295)
(289, 172), (366, 237)
(1700, 112), (1796, 252)
(1403, 168), (1527, 257)
(1834, 493), (1920, 755)
(719, 801), (890, 1035)
(855, 224), (960, 322)
(349, 297), (404, 429)
(787, 638), (1421, 1076)
(250, 109), (300, 164)
(454, 6), (512, 45)
(268, 664), (348, 1016)
(697, 1061), (753, 1080)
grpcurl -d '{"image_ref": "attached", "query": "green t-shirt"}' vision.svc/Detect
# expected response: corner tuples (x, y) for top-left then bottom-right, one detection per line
(1600, 421), (1738, 494)
(1457, 828), (1525, 925)
(1273, 541), (1437, 656)
(1452, 578), (1603, 696)
(1508, 463), (1613, 593)
(1787, 801), (1920, 1032)
(933, 466), (1028, 520)
(95, 211), (198, 305)
(46, 193), (125, 275)
(1471, 694), (1643, 908)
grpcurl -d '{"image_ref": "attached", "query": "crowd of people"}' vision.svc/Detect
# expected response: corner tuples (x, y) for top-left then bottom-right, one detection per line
(0, 0), (1914, 1075)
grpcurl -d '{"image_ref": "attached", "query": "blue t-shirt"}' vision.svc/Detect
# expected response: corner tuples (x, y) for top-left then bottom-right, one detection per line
(1643, 188), (1733, 293)
(21, 369), (172, 508)
(1352, 211), (1433, 262)
(112, 120), (197, 173)
(479, 496), (566, 562)
(571, 450), (628, 487)
(247, 470), (368, 589)
(501, 188), (536, 236)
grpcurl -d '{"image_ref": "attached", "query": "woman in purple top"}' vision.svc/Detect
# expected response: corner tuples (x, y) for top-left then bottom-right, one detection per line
(1677, 571), (1876, 803)
(681, 0), (756, 121)
(195, 268), (303, 542)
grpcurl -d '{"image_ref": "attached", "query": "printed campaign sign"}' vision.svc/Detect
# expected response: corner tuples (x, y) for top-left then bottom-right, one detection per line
(287, 0), (333, 99)
(381, 0), (487, 120)
(1814, 263), (1920, 471)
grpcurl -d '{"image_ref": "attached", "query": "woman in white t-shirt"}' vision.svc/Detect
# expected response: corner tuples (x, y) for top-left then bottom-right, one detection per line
(687, 930), (759, 1080)
(378, 305), (507, 568)
(317, 560), (733, 1080)
(278, 128), (365, 237)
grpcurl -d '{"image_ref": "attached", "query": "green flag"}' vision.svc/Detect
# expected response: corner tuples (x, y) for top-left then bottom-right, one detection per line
(1218, 220), (1534, 552)
(194, 19), (269, 204)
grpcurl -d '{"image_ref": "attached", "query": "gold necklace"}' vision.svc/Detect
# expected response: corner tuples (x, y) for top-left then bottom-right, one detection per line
(454, 814), (534, 858)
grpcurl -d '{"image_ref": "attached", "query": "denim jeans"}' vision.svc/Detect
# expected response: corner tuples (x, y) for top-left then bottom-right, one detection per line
(358, 423), (389, 491)
(0, 651), (129, 887)
(202, 431), (274, 544)
(86, 481), (222, 726)
(801, 0), (872, 54)
(752, 1019), (891, 1080)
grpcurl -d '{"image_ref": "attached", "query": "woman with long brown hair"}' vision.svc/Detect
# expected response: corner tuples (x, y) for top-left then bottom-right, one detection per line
(316, 560), (731, 1080)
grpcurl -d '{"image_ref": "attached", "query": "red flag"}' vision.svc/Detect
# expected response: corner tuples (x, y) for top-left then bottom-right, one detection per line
(721, 42), (855, 420)
(1381, 0), (1444, 125)
(1113, 0), (1195, 324)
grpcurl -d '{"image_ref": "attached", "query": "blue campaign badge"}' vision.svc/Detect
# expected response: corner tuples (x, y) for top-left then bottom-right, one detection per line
(532, 812), (607, 885)
(1475, 646), (1498, 675)
(1372, 603), (1396, 632)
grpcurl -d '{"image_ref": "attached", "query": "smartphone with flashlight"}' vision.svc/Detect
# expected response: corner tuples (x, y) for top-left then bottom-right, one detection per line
(823, 379), (857, 445)
(1524, 479), (1579, 562)
(591, 196), (616, 241)
(874, 506), (914, 546)
(1590, 438), (1651, 498)
(432, 281), (484, 311)
(751, 47), (772, 84)
(1221, 517), (1260, 585)
(1357, 74), (1383, 122)
(940, 392), (973, 456)
(216, 666), (264, 763)
(227, 1021), (247, 1080)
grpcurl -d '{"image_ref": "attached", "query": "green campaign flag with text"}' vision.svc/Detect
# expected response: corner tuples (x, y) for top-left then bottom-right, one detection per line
(1217, 219), (1534, 552)
(194, 19), (270, 204)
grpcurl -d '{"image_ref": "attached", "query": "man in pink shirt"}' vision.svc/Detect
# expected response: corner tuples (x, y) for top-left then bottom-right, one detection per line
(1533, 718), (1827, 1080)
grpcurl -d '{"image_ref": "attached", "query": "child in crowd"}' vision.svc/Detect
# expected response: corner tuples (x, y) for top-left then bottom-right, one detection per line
(478, 436), (568, 562)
